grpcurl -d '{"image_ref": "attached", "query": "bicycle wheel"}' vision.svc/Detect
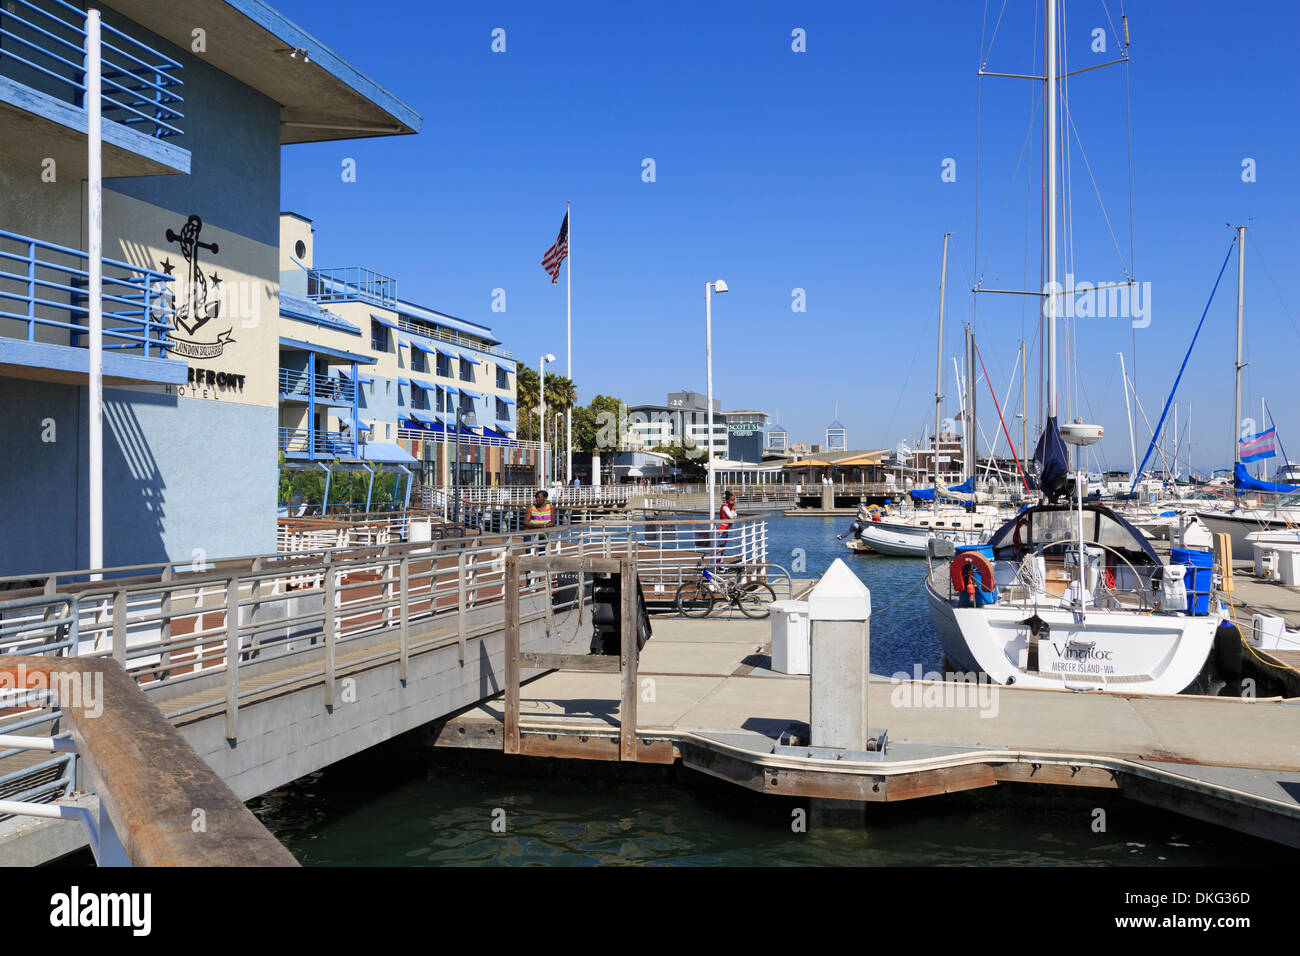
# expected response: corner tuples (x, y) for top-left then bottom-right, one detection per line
(735, 582), (777, 619)
(675, 578), (717, 618)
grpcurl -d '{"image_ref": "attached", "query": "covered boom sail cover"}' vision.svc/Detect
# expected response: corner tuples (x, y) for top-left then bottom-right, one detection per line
(1233, 462), (1298, 495)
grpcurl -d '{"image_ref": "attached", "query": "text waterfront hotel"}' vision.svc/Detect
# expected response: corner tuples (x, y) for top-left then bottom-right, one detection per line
(0, 0), (525, 576)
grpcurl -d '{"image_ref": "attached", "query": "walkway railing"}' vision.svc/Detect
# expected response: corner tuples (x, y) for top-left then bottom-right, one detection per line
(0, 0), (184, 139)
(0, 594), (78, 814)
(0, 228), (175, 355)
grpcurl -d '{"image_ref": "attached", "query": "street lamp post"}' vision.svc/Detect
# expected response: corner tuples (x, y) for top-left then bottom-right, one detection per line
(539, 353), (556, 489)
(453, 405), (477, 529)
(705, 279), (728, 519)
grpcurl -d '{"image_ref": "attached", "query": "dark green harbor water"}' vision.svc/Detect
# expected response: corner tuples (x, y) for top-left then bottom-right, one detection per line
(250, 515), (1295, 866)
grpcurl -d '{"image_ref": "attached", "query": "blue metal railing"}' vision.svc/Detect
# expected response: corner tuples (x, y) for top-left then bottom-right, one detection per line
(0, 0), (185, 140)
(279, 427), (358, 458)
(0, 228), (176, 356)
(306, 266), (397, 308)
(278, 368), (357, 405)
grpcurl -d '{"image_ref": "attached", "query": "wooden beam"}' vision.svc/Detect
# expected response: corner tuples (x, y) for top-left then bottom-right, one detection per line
(0, 657), (297, 866)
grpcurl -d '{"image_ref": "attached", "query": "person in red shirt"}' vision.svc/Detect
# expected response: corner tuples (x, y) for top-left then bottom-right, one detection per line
(715, 491), (737, 564)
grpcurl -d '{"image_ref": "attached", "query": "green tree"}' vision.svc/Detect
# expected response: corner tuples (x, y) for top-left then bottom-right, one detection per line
(651, 442), (708, 481)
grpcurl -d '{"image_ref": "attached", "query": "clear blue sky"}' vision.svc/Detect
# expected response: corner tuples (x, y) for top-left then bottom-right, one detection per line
(277, 0), (1300, 474)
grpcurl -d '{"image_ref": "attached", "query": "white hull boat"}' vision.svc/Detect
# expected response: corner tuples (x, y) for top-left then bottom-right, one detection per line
(926, 502), (1222, 695)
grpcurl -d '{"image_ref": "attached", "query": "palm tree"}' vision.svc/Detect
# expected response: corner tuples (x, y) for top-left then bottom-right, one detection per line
(543, 372), (576, 417)
(515, 362), (540, 440)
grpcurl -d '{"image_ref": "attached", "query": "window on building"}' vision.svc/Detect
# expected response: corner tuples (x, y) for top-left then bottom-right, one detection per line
(371, 320), (390, 352)
(496, 366), (509, 389)
(436, 354), (452, 378)
(386, 424), (391, 438)
(411, 350), (427, 374)
(459, 358), (474, 382)
(496, 398), (510, 420)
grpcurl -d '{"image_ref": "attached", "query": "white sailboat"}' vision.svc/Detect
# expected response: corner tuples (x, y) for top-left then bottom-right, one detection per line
(925, 0), (1222, 694)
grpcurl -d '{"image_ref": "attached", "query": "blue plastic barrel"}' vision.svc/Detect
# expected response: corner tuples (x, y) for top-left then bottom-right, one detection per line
(955, 544), (995, 562)
(1171, 547), (1213, 615)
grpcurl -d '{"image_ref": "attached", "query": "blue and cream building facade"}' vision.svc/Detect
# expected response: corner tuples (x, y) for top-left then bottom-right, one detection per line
(277, 214), (531, 490)
(0, 0), (420, 574)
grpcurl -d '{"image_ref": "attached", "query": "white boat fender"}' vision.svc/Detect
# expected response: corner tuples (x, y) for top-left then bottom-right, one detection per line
(1213, 622), (1242, 684)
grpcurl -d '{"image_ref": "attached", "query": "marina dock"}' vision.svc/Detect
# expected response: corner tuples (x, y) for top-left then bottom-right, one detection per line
(432, 611), (1300, 849)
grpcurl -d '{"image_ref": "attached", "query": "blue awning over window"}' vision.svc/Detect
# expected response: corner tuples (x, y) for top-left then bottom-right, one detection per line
(279, 337), (377, 365)
(410, 378), (434, 391)
(370, 314), (399, 331)
(363, 442), (417, 464)
(459, 387), (484, 400)
(498, 397), (516, 406)
(408, 340), (438, 356)
(410, 412), (438, 425)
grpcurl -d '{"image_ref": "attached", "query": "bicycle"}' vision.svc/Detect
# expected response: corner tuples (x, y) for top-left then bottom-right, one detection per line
(674, 560), (776, 619)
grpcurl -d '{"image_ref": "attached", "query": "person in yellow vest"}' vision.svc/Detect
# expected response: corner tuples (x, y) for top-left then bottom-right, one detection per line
(525, 490), (555, 529)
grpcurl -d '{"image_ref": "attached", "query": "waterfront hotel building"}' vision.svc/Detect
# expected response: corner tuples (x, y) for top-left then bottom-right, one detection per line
(276, 214), (531, 494)
(0, 0), (421, 575)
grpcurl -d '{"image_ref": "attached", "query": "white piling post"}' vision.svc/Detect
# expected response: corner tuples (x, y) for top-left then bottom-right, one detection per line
(807, 559), (872, 751)
(87, 8), (103, 578)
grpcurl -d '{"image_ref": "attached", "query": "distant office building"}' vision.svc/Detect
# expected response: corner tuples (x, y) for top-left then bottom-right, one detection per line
(626, 390), (726, 459)
(826, 420), (848, 451)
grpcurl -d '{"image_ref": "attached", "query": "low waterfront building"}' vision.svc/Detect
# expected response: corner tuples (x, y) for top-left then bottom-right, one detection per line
(0, 0), (419, 574)
(911, 431), (965, 486)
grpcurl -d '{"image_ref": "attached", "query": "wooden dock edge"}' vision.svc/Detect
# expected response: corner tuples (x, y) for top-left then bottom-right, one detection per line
(428, 715), (1300, 850)
(2, 657), (298, 867)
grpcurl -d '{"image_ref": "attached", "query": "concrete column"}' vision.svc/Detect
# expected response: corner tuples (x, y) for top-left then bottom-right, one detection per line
(808, 559), (872, 750)
(821, 482), (834, 512)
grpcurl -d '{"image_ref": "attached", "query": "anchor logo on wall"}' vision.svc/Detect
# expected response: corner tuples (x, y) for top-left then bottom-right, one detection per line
(162, 214), (234, 359)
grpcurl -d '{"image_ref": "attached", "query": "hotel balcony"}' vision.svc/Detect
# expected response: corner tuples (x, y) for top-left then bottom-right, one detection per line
(0, 227), (185, 386)
(278, 367), (356, 407)
(305, 266), (397, 309)
(278, 427), (358, 460)
(0, 0), (188, 177)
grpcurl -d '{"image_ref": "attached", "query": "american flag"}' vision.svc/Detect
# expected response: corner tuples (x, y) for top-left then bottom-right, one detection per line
(541, 211), (569, 283)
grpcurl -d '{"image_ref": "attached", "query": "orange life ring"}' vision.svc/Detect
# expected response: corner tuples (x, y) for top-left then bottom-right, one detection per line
(950, 552), (996, 601)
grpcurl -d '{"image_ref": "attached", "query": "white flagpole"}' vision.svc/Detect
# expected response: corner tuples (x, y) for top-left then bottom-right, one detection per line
(565, 201), (572, 486)
(88, 8), (103, 579)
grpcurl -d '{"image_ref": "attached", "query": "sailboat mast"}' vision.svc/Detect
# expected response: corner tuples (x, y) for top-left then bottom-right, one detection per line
(934, 233), (950, 513)
(1045, 0), (1058, 421)
(1119, 352), (1137, 484)
(963, 326), (972, 481)
(1233, 224), (1246, 466)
